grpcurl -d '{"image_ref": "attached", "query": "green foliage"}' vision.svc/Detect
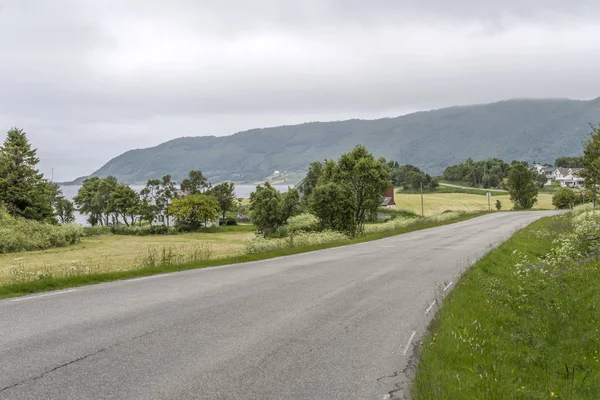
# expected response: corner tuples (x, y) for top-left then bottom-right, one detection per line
(210, 182), (236, 219)
(507, 163), (538, 209)
(412, 214), (600, 399)
(107, 183), (141, 226)
(73, 176), (119, 226)
(110, 225), (175, 236)
(552, 187), (577, 209)
(0, 127), (56, 222)
(555, 156), (584, 168)
(180, 170), (209, 195)
(581, 123), (600, 200)
(309, 182), (356, 234)
(495, 199), (502, 211)
(55, 198), (75, 224)
(443, 158), (510, 188)
(139, 175), (179, 227)
(82, 98), (600, 184)
(388, 163), (438, 190)
(169, 194), (220, 228)
(0, 205), (83, 253)
(286, 213), (320, 234)
(249, 182), (300, 236)
(298, 161), (323, 202)
(318, 145), (390, 234)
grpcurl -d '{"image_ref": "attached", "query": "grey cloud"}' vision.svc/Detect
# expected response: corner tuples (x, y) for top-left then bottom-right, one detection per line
(1, 1), (600, 180)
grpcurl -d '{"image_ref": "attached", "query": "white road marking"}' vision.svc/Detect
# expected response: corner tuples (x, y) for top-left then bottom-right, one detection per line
(401, 330), (417, 356)
(443, 281), (453, 292)
(424, 300), (436, 315)
(10, 289), (78, 302)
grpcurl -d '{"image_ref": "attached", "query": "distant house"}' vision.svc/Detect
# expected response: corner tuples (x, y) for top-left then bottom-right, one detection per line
(532, 164), (556, 186)
(553, 168), (585, 188)
(381, 185), (396, 209)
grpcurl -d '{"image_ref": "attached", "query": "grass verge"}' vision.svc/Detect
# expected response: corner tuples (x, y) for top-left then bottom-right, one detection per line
(412, 215), (600, 399)
(0, 212), (484, 299)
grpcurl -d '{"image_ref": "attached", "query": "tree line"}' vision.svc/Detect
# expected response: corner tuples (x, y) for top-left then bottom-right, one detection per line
(74, 171), (237, 228)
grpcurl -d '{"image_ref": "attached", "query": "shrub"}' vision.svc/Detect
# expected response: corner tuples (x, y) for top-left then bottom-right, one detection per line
(287, 213), (319, 234)
(110, 225), (175, 236)
(552, 187), (577, 209)
(219, 218), (238, 226)
(245, 230), (349, 255)
(0, 205), (84, 253)
(83, 225), (112, 237)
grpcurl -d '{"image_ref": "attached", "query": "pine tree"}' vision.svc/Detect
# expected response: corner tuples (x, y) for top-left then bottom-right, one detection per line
(0, 127), (55, 221)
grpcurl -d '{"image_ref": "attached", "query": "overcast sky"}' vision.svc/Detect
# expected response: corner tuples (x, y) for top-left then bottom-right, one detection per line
(2, 0), (600, 181)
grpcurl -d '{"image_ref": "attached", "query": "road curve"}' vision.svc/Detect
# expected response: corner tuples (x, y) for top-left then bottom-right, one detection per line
(0, 211), (557, 400)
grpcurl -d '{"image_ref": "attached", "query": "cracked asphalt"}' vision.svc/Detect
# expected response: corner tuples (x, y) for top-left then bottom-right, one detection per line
(0, 212), (557, 400)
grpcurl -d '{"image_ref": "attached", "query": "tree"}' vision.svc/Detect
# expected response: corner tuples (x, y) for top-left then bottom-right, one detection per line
(535, 173), (548, 189)
(552, 187), (577, 210)
(169, 194), (220, 229)
(309, 182), (356, 234)
(506, 163), (538, 210)
(495, 200), (502, 211)
(0, 127), (55, 222)
(320, 145), (389, 233)
(580, 123), (600, 205)
(210, 182), (236, 219)
(180, 170), (209, 195)
(73, 176), (118, 226)
(555, 156), (584, 168)
(55, 198), (76, 224)
(249, 182), (300, 235)
(298, 161), (323, 201)
(107, 184), (141, 226)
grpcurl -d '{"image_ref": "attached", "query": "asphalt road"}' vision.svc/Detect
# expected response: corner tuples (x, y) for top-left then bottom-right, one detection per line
(0, 211), (557, 400)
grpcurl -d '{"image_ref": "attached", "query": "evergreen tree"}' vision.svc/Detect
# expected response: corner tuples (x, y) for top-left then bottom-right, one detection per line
(0, 127), (55, 222)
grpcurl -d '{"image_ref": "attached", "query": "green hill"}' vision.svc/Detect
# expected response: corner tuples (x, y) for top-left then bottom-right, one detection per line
(74, 98), (600, 184)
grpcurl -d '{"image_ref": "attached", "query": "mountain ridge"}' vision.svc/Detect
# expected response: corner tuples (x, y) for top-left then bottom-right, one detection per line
(69, 97), (600, 185)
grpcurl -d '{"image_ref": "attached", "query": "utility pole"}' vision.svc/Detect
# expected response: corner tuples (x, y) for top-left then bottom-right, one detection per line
(487, 191), (491, 212)
(420, 181), (424, 217)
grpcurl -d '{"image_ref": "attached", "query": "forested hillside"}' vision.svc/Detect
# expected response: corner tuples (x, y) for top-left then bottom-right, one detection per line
(75, 98), (600, 184)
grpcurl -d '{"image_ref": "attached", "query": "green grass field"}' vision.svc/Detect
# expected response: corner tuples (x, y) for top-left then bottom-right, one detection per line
(0, 225), (254, 284)
(394, 191), (553, 216)
(412, 215), (600, 399)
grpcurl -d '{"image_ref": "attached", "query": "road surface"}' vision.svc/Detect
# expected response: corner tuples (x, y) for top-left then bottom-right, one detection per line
(0, 212), (557, 400)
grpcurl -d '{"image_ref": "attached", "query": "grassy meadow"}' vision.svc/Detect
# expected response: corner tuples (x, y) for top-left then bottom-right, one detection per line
(412, 210), (600, 399)
(0, 225), (253, 284)
(394, 191), (553, 216)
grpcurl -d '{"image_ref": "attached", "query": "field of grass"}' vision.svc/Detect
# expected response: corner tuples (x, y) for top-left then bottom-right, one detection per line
(0, 225), (254, 284)
(412, 214), (600, 399)
(394, 192), (553, 216)
(0, 212), (484, 298)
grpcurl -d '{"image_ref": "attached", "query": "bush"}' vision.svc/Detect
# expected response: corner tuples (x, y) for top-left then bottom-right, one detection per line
(552, 187), (577, 209)
(111, 225), (176, 236)
(287, 213), (319, 234)
(0, 205), (84, 253)
(219, 218), (238, 226)
(83, 225), (112, 237)
(245, 230), (349, 255)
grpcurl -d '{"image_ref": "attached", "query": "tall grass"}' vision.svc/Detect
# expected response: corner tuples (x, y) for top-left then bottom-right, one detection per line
(3, 241), (215, 284)
(412, 212), (600, 399)
(0, 206), (84, 253)
(245, 230), (348, 255)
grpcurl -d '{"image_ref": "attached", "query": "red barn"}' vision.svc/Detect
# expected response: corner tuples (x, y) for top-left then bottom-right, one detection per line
(381, 185), (396, 208)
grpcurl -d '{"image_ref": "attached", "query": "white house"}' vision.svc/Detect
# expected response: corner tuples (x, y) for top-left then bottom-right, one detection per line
(553, 168), (585, 188)
(532, 164), (556, 186)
